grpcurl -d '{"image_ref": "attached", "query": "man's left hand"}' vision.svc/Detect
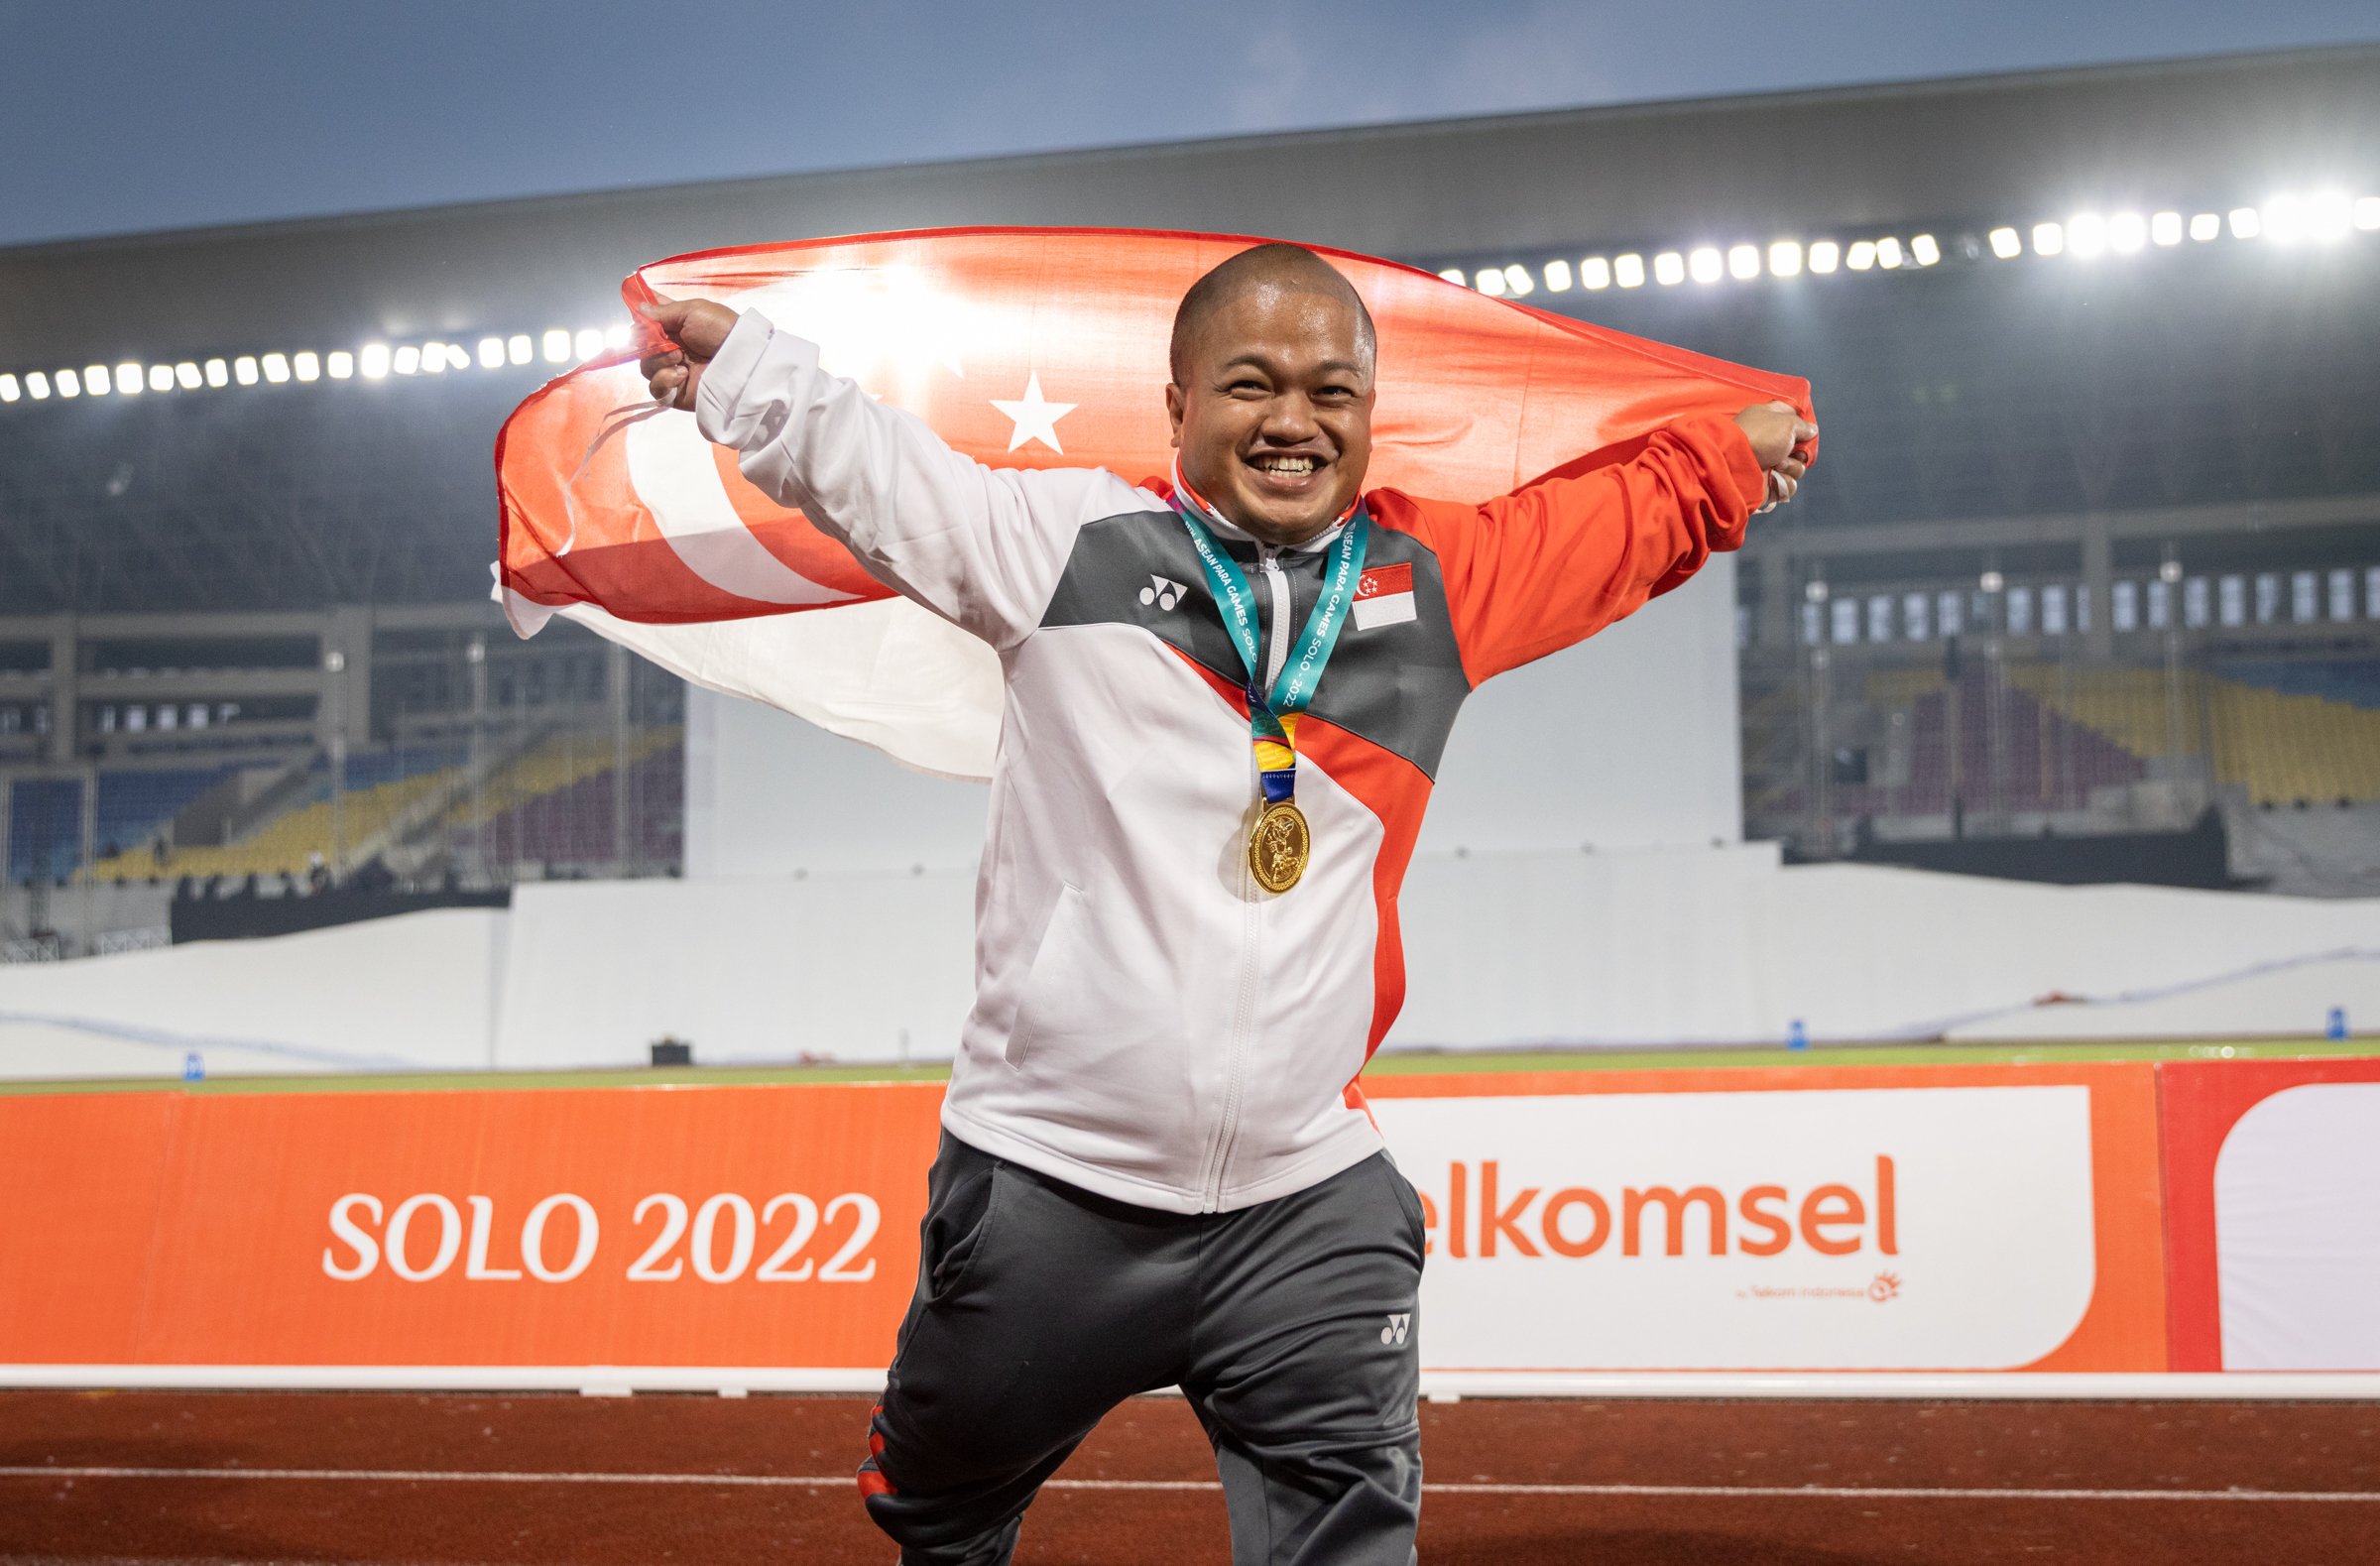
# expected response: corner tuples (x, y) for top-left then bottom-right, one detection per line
(1733, 401), (1818, 511)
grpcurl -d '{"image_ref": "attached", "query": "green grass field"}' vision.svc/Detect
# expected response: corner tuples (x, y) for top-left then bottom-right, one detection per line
(2, 1036), (2368, 1096)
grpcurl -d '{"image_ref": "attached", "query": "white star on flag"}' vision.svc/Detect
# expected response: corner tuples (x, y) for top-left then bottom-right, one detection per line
(990, 372), (1077, 454)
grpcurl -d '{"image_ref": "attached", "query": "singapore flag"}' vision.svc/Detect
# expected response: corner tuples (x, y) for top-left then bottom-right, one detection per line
(1353, 561), (1415, 630)
(495, 228), (1812, 780)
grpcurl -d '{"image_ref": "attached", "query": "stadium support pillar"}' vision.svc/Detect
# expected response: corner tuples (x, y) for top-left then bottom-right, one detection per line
(609, 641), (631, 876)
(2081, 517), (2114, 664)
(46, 621), (76, 765)
(1757, 551), (1793, 651)
(323, 606), (374, 752)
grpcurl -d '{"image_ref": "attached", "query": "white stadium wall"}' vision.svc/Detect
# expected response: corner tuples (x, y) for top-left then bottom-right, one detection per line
(5, 855), (2378, 1081)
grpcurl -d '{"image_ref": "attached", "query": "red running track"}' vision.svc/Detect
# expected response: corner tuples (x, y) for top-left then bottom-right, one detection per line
(1, 1390), (2375, 1564)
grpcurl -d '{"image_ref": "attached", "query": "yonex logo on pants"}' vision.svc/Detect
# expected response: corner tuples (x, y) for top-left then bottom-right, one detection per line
(1380, 1312), (1410, 1346)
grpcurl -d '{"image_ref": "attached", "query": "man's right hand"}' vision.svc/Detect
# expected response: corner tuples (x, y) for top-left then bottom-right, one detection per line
(638, 297), (741, 410)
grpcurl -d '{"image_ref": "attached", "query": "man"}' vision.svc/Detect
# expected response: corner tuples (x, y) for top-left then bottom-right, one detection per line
(640, 244), (1813, 1566)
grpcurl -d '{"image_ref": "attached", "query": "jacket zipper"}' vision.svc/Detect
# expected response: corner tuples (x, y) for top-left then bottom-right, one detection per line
(1201, 546), (1295, 1211)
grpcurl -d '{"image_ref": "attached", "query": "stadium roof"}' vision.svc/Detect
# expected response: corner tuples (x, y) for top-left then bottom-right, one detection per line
(3, 44), (2376, 366)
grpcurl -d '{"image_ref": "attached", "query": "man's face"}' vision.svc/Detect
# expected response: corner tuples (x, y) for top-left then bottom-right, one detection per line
(1165, 285), (1374, 548)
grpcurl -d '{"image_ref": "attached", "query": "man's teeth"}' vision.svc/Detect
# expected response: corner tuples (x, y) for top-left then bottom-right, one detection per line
(1252, 455), (1318, 476)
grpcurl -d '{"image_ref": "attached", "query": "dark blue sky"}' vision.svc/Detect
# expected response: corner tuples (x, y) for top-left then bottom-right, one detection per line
(4, 0), (2375, 247)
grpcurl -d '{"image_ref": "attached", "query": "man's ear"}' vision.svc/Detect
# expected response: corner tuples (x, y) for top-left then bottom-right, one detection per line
(1164, 380), (1185, 450)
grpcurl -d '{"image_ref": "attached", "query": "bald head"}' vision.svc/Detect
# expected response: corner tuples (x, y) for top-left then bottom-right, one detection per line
(1169, 243), (1376, 387)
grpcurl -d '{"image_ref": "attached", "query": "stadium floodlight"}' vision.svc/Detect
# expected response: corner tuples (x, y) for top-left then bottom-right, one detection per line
(1910, 234), (1940, 266)
(1584, 256), (1615, 290)
(360, 344), (391, 379)
(1726, 244), (1760, 280)
(1688, 247), (1723, 284)
(174, 361), (201, 390)
(148, 364), (176, 393)
(2032, 221), (2065, 256)
(1987, 226), (2021, 258)
(2151, 211), (2184, 246)
(2356, 195), (2380, 231)
(2260, 195), (2304, 244)
(328, 350), (354, 379)
(1436, 268), (1466, 285)
(294, 351), (320, 382)
(2068, 213), (2106, 257)
(1613, 253), (1644, 288)
(203, 358), (228, 388)
(1807, 240), (1841, 274)
(1502, 263), (1535, 297)
(234, 355), (260, 386)
(1768, 240), (1803, 277)
(604, 321), (632, 349)
(508, 333), (534, 365)
(541, 329), (571, 363)
(27, 371), (50, 399)
(1845, 240), (1877, 271)
(1543, 259), (1573, 292)
(477, 336), (506, 368)
(263, 353), (292, 384)
(117, 364), (145, 395)
(85, 363), (112, 396)
(0, 374), (17, 404)
(2227, 206), (2261, 239)
(1876, 237), (1904, 270)
(1653, 251), (1686, 286)
(2306, 190), (2352, 240)
(393, 345), (421, 376)
(59, 369), (83, 397)
(2108, 212), (2146, 253)
(1473, 267), (1506, 296)
(419, 341), (449, 375)
(573, 327), (605, 359)
(2190, 212), (2220, 241)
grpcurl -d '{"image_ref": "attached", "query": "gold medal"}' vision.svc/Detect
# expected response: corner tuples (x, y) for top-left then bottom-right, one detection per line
(1248, 798), (1311, 894)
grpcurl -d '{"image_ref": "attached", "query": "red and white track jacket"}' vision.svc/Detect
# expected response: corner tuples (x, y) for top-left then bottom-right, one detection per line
(700, 311), (1765, 1214)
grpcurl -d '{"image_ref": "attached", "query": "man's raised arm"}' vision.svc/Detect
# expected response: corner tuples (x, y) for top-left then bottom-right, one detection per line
(639, 298), (1133, 650)
(1391, 402), (1815, 685)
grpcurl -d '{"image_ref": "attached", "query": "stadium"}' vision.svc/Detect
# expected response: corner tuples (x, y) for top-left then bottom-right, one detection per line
(2, 38), (2378, 1566)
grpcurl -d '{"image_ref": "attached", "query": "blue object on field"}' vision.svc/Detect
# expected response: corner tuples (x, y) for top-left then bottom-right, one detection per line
(1787, 1020), (1809, 1050)
(182, 1051), (205, 1082)
(2327, 1007), (2348, 1041)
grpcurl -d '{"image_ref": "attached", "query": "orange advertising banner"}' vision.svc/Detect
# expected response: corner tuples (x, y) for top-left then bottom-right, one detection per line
(0, 1084), (941, 1370)
(0, 1062), (2168, 1378)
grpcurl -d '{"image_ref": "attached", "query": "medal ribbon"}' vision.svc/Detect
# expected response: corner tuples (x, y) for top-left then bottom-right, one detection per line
(1170, 475), (1369, 806)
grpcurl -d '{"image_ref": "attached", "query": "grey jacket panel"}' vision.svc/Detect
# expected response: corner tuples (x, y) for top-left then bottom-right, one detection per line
(1038, 508), (1472, 780)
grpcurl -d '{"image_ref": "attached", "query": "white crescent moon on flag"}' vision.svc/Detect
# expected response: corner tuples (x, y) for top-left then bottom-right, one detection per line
(621, 398), (860, 609)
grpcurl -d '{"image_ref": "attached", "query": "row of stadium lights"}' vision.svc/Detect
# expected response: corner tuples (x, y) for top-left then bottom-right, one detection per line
(0, 324), (633, 407)
(1440, 190), (2380, 297)
(4, 190), (2372, 404)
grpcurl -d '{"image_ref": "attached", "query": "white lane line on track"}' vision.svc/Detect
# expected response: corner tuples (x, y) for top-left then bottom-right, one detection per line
(2, 1468), (2375, 1503)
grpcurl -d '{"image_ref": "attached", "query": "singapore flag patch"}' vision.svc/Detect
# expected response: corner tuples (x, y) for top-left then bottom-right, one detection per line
(1352, 560), (1416, 630)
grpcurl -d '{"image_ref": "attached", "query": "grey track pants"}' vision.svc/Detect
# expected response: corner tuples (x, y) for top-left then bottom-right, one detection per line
(859, 1133), (1427, 1566)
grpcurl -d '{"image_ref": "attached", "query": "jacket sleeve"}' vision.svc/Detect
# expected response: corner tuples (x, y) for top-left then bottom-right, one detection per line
(1394, 415), (1767, 684)
(695, 309), (1141, 651)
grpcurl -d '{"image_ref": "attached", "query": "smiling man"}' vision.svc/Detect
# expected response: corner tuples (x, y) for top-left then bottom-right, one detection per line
(641, 243), (1812, 1566)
